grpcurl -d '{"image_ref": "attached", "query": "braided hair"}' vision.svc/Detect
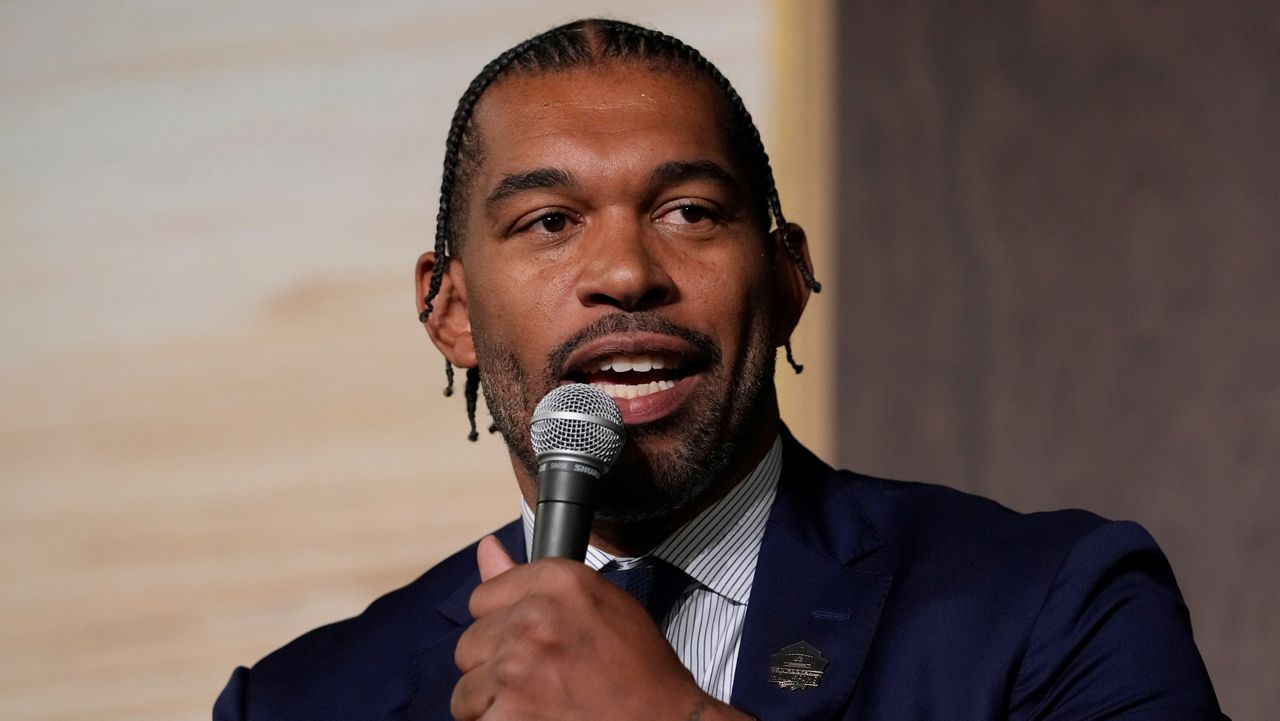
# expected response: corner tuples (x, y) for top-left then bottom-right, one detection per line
(420, 18), (821, 440)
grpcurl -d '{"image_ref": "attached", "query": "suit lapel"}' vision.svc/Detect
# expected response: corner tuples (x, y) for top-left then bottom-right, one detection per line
(405, 522), (525, 721)
(401, 440), (891, 721)
(730, 437), (893, 721)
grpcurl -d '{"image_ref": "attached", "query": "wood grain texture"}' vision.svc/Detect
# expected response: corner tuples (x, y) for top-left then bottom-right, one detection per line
(771, 0), (838, 460)
(0, 2), (776, 719)
(834, 2), (1279, 718)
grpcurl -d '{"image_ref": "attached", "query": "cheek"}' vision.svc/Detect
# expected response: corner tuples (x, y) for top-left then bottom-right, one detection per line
(683, 254), (770, 325)
(525, 271), (579, 323)
(467, 263), (578, 359)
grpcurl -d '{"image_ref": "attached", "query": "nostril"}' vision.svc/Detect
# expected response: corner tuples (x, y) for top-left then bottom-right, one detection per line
(636, 286), (672, 309)
(574, 231), (678, 310)
(585, 291), (622, 308)
(584, 284), (675, 311)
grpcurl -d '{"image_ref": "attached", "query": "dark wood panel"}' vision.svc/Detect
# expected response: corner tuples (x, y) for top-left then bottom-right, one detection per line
(834, 2), (1279, 718)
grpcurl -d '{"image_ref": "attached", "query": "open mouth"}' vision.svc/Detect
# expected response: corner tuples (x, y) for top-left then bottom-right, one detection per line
(558, 332), (713, 425)
(565, 352), (697, 400)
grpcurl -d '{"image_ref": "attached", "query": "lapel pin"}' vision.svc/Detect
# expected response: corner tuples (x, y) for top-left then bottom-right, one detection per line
(768, 640), (828, 691)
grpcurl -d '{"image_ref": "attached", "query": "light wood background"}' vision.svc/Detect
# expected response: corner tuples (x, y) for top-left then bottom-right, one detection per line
(0, 3), (838, 719)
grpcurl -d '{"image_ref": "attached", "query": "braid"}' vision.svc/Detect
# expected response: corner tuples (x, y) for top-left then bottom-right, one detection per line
(624, 26), (822, 297)
(420, 19), (821, 438)
(463, 367), (481, 441)
(421, 33), (561, 437)
(422, 31), (555, 319)
(622, 26), (819, 374)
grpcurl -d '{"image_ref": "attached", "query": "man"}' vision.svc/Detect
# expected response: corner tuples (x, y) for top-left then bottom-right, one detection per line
(215, 19), (1225, 720)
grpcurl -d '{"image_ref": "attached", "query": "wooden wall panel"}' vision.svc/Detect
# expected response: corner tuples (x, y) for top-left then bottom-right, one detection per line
(835, 2), (1278, 718)
(0, 3), (775, 719)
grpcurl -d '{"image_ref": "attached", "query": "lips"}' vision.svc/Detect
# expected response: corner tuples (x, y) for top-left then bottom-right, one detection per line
(559, 335), (709, 425)
(579, 353), (680, 398)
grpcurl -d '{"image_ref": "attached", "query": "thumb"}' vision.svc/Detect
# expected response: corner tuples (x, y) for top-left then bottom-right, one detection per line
(476, 534), (517, 581)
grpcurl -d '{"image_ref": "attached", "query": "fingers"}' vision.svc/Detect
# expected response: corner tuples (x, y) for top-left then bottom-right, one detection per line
(450, 665), (497, 721)
(455, 600), (559, 672)
(460, 593), (562, 672)
(454, 613), (496, 674)
(453, 553), (701, 721)
(469, 556), (597, 619)
(452, 627), (547, 721)
(458, 573), (571, 674)
(477, 535), (517, 582)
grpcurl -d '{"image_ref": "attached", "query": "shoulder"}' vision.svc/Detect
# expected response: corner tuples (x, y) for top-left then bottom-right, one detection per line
(845, 470), (1180, 625)
(781, 435), (1116, 576)
(783, 443), (1222, 717)
(813, 456), (1168, 616)
(850, 470), (1117, 565)
(214, 522), (519, 721)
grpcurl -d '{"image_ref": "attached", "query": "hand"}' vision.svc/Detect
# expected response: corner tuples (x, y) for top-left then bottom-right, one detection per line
(450, 536), (737, 721)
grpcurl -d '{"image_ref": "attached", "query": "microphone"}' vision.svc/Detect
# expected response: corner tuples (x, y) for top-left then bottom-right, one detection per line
(529, 383), (626, 561)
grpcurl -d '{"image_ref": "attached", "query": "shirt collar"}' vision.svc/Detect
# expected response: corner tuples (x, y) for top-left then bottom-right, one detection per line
(520, 436), (782, 605)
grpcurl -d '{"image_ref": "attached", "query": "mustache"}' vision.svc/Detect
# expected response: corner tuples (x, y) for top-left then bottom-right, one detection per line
(544, 312), (722, 383)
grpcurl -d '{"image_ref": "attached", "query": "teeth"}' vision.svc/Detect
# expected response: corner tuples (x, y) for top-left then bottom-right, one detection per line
(583, 353), (682, 401)
(591, 378), (678, 399)
(593, 353), (673, 373)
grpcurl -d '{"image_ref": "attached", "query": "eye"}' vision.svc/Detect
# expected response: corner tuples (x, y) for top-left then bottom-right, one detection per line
(675, 206), (708, 224)
(534, 213), (568, 233)
(657, 202), (720, 228)
(514, 210), (576, 237)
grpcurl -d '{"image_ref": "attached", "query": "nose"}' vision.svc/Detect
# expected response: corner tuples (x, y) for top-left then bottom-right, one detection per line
(575, 217), (677, 311)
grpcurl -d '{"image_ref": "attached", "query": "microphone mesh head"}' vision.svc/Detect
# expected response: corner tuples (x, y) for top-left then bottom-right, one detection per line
(530, 384), (625, 469)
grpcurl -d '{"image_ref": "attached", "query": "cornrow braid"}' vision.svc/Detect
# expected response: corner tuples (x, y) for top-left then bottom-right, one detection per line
(420, 18), (820, 440)
(463, 367), (481, 442)
(622, 24), (821, 375)
(419, 31), (558, 405)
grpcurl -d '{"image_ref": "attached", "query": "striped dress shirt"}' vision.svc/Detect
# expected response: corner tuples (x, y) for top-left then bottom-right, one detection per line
(520, 436), (782, 703)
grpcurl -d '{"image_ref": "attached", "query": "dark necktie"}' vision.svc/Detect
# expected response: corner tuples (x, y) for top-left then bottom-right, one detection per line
(601, 559), (691, 625)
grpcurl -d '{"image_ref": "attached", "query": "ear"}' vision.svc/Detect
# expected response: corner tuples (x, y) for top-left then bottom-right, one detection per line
(416, 252), (477, 368)
(768, 223), (814, 347)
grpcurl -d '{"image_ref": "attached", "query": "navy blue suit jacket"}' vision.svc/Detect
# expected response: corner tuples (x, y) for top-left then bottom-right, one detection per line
(215, 437), (1225, 720)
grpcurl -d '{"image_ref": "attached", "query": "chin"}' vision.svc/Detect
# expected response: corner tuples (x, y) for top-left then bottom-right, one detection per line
(591, 430), (737, 524)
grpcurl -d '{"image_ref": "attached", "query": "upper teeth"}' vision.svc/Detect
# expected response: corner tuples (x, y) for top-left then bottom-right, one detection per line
(596, 353), (669, 372)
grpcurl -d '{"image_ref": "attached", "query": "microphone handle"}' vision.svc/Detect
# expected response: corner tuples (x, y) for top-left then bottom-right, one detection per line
(529, 456), (602, 562)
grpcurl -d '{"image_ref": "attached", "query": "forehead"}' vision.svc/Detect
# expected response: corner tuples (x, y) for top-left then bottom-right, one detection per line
(467, 64), (735, 182)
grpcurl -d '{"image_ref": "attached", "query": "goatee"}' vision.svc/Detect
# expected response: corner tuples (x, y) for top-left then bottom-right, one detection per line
(473, 311), (774, 523)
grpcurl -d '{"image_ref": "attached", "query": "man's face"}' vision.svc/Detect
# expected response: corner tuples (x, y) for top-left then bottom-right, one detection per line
(440, 64), (804, 522)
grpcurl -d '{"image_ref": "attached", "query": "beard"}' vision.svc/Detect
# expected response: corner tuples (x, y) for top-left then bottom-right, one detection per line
(472, 311), (777, 524)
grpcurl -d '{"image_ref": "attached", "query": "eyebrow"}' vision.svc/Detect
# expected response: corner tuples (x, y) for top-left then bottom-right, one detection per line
(649, 160), (742, 192)
(485, 167), (577, 211)
(482, 159), (743, 213)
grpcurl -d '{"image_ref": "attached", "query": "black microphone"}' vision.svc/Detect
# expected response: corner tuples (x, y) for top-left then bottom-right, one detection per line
(529, 383), (626, 561)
